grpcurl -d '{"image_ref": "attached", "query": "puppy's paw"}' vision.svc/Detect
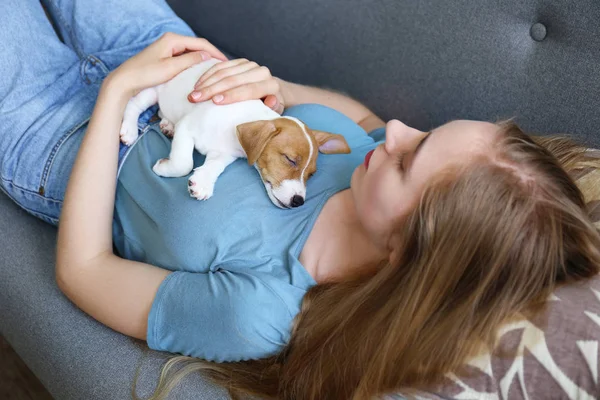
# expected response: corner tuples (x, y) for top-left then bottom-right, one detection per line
(120, 118), (139, 145)
(188, 171), (215, 200)
(159, 118), (175, 138)
(152, 158), (170, 176)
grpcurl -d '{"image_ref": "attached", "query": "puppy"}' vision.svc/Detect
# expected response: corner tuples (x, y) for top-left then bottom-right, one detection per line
(119, 59), (350, 208)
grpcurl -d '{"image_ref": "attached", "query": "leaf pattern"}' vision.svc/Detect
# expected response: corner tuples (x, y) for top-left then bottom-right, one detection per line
(408, 277), (600, 399)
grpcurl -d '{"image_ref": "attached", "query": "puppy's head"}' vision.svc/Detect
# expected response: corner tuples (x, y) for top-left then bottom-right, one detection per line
(236, 116), (350, 209)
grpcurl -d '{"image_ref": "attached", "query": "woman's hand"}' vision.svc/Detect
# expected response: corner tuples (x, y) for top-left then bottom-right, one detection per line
(106, 32), (227, 98)
(188, 58), (285, 114)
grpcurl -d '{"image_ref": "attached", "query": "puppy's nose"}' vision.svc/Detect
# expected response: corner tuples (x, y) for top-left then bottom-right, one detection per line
(291, 195), (305, 208)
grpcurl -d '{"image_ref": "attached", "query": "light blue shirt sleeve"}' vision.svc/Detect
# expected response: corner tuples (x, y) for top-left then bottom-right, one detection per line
(369, 126), (386, 142)
(147, 270), (295, 362)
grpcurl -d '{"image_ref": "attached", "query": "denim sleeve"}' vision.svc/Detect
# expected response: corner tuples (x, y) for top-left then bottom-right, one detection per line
(147, 270), (294, 362)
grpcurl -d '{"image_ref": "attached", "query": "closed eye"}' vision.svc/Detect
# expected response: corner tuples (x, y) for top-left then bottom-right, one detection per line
(283, 154), (297, 167)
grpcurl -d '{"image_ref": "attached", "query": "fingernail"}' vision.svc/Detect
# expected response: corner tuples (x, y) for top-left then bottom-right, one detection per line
(214, 94), (224, 103)
(199, 51), (210, 61)
(191, 91), (202, 101)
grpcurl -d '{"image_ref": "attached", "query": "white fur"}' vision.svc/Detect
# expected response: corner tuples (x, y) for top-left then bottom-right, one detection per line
(119, 59), (301, 205)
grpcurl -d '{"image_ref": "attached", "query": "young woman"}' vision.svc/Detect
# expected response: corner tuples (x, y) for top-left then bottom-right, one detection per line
(2, 1), (599, 399)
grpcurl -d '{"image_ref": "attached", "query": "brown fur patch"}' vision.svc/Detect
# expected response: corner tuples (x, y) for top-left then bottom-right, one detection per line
(256, 118), (318, 188)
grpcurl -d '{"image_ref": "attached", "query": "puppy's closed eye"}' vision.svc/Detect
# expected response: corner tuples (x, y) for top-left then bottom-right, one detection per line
(283, 154), (297, 167)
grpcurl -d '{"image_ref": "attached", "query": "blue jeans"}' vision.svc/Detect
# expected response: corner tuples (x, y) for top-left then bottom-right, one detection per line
(0, 0), (195, 225)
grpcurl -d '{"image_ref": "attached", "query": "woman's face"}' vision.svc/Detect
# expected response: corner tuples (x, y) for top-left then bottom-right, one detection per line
(351, 119), (499, 248)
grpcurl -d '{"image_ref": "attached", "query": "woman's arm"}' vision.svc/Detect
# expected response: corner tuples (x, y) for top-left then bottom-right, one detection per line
(188, 59), (386, 132)
(55, 80), (169, 339)
(278, 79), (386, 133)
(56, 33), (225, 340)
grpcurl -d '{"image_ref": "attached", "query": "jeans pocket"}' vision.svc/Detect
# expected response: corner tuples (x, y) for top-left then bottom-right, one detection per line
(0, 182), (60, 226)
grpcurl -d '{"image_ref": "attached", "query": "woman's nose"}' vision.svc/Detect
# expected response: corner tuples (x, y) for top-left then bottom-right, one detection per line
(384, 119), (427, 153)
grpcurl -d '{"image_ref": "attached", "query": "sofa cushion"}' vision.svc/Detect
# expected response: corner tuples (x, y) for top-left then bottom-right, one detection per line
(166, 0), (600, 149)
(0, 190), (229, 399)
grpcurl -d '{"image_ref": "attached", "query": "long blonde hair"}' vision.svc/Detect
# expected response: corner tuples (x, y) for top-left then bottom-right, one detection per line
(139, 121), (600, 400)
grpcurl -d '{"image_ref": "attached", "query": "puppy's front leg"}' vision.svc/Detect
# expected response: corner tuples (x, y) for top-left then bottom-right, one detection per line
(120, 87), (158, 145)
(188, 153), (237, 200)
(152, 130), (195, 177)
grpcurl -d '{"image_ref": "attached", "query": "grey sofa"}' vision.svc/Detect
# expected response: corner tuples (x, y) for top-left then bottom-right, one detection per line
(2, 0), (600, 399)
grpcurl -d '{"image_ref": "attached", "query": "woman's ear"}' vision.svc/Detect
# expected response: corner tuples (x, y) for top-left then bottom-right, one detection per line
(236, 121), (279, 164)
(312, 130), (351, 154)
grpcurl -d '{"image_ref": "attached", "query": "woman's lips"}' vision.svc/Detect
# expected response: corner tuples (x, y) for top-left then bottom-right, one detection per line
(364, 149), (374, 169)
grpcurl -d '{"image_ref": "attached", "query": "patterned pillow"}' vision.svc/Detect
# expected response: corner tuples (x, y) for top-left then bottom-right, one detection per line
(424, 277), (600, 399)
(414, 148), (600, 399)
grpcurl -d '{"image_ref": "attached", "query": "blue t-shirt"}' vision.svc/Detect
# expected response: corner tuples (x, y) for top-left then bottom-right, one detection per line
(112, 104), (383, 362)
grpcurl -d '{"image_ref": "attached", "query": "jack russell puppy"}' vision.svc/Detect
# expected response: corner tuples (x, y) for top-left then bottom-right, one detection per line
(119, 59), (350, 209)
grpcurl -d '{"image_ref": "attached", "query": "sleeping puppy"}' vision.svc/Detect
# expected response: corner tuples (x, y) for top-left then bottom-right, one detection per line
(119, 59), (350, 208)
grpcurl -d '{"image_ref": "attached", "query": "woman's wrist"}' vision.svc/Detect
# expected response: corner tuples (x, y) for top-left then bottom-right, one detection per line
(100, 73), (134, 108)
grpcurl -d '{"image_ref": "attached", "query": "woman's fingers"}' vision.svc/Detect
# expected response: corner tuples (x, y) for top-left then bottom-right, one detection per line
(186, 56), (283, 112)
(162, 33), (227, 61)
(263, 94), (284, 114)
(196, 61), (259, 89)
(195, 59), (251, 86)
(163, 51), (208, 81)
(209, 78), (281, 105)
(189, 66), (274, 103)
(108, 34), (228, 97)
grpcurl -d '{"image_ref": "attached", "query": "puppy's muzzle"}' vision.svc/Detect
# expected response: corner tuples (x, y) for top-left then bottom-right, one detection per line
(290, 195), (305, 208)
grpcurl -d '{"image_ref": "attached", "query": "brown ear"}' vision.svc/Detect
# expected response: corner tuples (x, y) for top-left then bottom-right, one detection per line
(312, 130), (351, 154)
(236, 120), (279, 164)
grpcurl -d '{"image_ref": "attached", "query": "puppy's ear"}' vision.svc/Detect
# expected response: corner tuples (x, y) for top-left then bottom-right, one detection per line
(312, 130), (351, 154)
(236, 120), (279, 165)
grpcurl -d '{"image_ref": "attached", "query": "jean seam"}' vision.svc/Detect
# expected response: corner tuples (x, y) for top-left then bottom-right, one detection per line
(39, 117), (90, 198)
(43, 0), (86, 59)
(1, 176), (63, 204)
(0, 182), (59, 224)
